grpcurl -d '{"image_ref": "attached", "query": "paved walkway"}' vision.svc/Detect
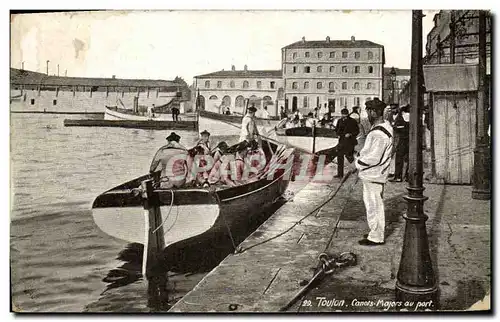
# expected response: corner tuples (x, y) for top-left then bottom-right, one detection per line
(169, 176), (491, 312)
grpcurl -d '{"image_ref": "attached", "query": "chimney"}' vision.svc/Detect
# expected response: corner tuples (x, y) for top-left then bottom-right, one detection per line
(302, 36), (306, 43)
(244, 64), (248, 72)
(326, 36), (330, 43)
(112, 75), (116, 79)
(231, 65), (235, 71)
(351, 36), (356, 42)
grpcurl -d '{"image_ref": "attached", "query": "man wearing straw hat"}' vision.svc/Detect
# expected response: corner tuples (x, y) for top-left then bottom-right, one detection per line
(239, 105), (261, 145)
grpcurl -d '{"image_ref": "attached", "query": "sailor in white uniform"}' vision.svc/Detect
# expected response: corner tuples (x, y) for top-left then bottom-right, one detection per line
(239, 105), (261, 144)
(353, 98), (394, 246)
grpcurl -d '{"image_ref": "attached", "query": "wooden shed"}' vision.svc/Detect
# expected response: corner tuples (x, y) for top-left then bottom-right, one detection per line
(423, 63), (479, 184)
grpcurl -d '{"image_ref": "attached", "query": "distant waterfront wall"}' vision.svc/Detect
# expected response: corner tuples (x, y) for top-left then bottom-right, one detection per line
(10, 89), (177, 113)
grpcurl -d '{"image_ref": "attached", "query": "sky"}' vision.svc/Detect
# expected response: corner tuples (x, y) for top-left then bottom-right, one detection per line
(10, 10), (439, 83)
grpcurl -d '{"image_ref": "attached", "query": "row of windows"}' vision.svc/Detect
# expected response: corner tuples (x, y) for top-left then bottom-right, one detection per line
(290, 81), (375, 90)
(292, 51), (374, 60)
(299, 96), (363, 108)
(289, 65), (374, 74)
(207, 94), (273, 101)
(204, 80), (276, 89)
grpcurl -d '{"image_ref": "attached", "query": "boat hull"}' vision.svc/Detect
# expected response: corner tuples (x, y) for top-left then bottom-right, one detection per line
(275, 127), (338, 153)
(198, 110), (280, 137)
(104, 106), (173, 121)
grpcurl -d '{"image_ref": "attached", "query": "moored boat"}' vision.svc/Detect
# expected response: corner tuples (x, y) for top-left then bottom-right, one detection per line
(91, 139), (295, 262)
(105, 106), (176, 121)
(197, 109), (281, 137)
(275, 125), (339, 154)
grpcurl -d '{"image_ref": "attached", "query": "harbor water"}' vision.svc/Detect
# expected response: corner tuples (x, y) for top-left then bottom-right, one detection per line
(10, 113), (306, 312)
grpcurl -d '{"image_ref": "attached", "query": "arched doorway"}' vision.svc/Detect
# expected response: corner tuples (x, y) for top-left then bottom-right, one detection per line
(197, 95), (205, 110)
(235, 95), (245, 114)
(292, 96), (298, 112)
(222, 95), (231, 107)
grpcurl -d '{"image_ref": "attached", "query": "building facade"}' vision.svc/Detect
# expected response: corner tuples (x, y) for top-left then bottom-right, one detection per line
(10, 68), (189, 113)
(382, 67), (410, 105)
(194, 65), (284, 117)
(281, 36), (385, 117)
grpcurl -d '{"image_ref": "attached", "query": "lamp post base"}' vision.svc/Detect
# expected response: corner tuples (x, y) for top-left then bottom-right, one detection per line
(395, 281), (439, 311)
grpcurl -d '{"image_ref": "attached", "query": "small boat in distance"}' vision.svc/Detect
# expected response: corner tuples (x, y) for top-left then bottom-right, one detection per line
(105, 106), (174, 121)
(91, 139), (295, 268)
(275, 124), (339, 154)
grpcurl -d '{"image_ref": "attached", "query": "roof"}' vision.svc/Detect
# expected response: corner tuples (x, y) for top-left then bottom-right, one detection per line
(195, 70), (282, 79)
(283, 39), (384, 49)
(384, 67), (411, 76)
(10, 68), (179, 88)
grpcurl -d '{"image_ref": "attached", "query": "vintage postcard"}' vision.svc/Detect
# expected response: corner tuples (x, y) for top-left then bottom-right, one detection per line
(9, 9), (491, 313)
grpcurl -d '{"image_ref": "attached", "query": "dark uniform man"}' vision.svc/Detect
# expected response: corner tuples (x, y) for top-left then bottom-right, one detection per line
(390, 105), (410, 182)
(334, 108), (360, 178)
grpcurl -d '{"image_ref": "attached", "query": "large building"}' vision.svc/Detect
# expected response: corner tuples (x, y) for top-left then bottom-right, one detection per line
(194, 65), (284, 117)
(10, 68), (190, 113)
(281, 36), (385, 117)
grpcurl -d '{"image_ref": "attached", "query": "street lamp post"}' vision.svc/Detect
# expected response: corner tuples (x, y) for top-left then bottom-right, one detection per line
(395, 10), (439, 310)
(390, 67), (397, 105)
(46, 60), (50, 75)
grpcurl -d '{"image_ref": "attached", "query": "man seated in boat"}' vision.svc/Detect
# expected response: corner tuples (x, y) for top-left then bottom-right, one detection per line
(225, 107), (231, 115)
(239, 105), (262, 146)
(212, 141), (229, 164)
(196, 130), (211, 154)
(245, 140), (267, 180)
(320, 113), (330, 128)
(185, 145), (212, 187)
(150, 132), (189, 189)
(305, 112), (318, 127)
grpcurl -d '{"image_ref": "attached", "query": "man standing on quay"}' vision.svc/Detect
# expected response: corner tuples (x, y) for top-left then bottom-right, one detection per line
(334, 108), (360, 178)
(352, 98), (394, 246)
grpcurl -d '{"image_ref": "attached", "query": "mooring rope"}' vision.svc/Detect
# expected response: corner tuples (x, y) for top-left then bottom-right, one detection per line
(152, 190), (174, 234)
(235, 169), (357, 254)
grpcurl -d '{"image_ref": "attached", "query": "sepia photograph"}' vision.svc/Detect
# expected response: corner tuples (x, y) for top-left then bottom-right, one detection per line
(9, 7), (492, 313)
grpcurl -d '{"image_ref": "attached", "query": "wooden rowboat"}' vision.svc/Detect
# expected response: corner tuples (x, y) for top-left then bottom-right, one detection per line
(91, 140), (295, 263)
(104, 106), (175, 121)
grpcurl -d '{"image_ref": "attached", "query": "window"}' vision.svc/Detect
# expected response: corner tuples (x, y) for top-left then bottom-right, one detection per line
(342, 82), (347, 90)
(303, 96), (308, 108)
(53, 99), (57, 106)
(354, 66), (360, 73)
(304, 81), (310, 89)
(368, 51), (373, 59)
(317, 82), (323, 89)
(330, 66), (335, 73)
(293, 66), (297, 73)
(368, 66), (374, 73)
(235, 95), (245, 107)
(330, 51), (336, 58)
(342, 66), (348, 73)
(317, 52), (323, 58)
(354, 82), (360, 90)
(367, 82), (373, 89)
(304, 66), (311, 73)
(243, 80), (249, 88)
(217, 81), (222, 88)
(292, 82), (298, 89)
(355, 51), (360, 59)
(230, 80), (235, 88)
(204, 80), (210, 88)
(293, 52), (298, 59)
(329, 82), (334, 90)
(209, 95), (218, 99)
(305, 52), (310, 58)
(355, 97), (360, 106)
(342, 51), (348, 58)
(317, 66), (323, 72)
(270, 81), (276, 89)
(340, 97), (344, 107)
(30, 98), (35, 105)
(257, 81), (262, 89)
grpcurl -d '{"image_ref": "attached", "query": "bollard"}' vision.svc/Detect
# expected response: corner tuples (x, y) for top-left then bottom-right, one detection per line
(141, 179), (169, 310)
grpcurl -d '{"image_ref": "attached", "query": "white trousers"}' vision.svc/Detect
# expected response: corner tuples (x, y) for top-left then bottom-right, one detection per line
(362, 180), (386, 243)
